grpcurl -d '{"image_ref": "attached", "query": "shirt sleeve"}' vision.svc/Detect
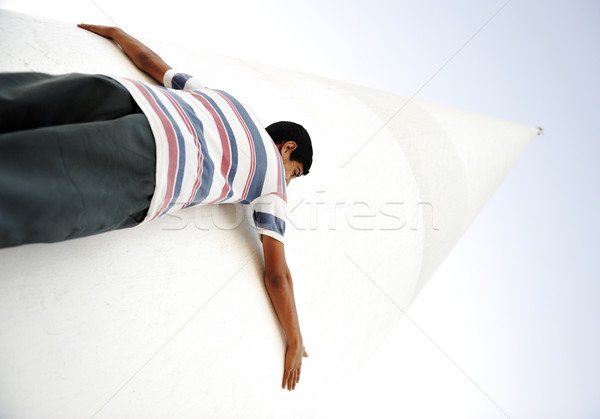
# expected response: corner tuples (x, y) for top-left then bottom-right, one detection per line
(249, 193), (287, 244)
(163, 69), (205, 90)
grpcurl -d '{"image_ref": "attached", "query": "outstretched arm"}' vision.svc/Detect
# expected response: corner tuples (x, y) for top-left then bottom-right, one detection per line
(261, 235), (309, 391)
(77, 24), (171, 85)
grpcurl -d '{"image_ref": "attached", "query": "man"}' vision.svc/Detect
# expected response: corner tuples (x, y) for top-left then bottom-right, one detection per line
(0, 24), (310, 391)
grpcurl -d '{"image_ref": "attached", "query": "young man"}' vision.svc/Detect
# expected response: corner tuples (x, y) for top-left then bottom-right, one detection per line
(0, 24), (310, 391)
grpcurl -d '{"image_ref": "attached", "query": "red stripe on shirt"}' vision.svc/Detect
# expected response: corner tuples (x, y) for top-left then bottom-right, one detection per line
(131, 82), (179, 220)
(159, 91), (204, 207)
(190, 92), (232, 204)
(215, 91), (255, 201)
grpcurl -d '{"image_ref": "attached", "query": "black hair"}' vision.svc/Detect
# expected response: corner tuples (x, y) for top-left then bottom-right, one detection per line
(265, 121), (313, 175)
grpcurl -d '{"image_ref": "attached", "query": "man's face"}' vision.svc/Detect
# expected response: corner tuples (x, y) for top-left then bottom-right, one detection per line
(279, 141), (304, 186)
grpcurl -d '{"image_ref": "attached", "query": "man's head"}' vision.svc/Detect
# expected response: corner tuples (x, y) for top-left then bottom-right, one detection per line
(266, 121), (313, 186)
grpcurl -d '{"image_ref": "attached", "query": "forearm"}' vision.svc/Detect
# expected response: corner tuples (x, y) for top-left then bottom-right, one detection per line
(78, 24), (170, 83)
(108, 28), (171, 83)
(264, 274), (303, 346)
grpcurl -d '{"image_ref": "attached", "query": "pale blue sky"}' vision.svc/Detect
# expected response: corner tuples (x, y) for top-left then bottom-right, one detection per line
(1, 0), (599, 417)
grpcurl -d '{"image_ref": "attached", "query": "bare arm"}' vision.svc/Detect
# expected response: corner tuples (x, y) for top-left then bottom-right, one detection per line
(77, 24), (171, 85)
(261, 235), (308, 391)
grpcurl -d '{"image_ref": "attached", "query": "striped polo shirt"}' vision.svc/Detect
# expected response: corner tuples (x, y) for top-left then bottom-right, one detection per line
(113, 70), (287, 243)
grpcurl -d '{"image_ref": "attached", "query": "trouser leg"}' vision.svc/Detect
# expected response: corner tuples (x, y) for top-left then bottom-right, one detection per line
(0, 72), (142, 134)
(0, 73), (156, 248)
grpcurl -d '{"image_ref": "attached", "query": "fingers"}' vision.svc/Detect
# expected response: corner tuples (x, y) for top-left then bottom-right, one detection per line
(282, 368), (300, 391)
(77, 24), (99, 35)
(285, 369), (294, 391)
(290, 369), (297, 391)
(282, 367), (303, 390)
(77, 23), (96, 31)
(281, 346), (308, 390)
(282, 368), (289, 389)
(77, 23), (113, 39)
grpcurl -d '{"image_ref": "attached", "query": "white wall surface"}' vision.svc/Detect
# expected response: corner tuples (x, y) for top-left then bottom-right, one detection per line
(4, 1), (597, 418)
(0, 9), (538, 419)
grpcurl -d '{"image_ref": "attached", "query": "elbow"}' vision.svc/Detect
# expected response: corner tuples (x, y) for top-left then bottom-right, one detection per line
(264, 272), (291, 288)
(135, 52), (152, 67)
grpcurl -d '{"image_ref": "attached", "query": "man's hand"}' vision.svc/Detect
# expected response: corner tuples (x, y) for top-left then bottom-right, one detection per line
(283, 343), (309, 391)
(77, 23), (114, 39)
(77, 23), (171, 84)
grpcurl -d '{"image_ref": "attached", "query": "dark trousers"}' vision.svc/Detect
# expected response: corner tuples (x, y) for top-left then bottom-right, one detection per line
(0, 73), (156, 248)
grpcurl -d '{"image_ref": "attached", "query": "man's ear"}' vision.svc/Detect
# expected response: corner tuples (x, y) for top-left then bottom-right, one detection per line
(284, 141), (297, 153)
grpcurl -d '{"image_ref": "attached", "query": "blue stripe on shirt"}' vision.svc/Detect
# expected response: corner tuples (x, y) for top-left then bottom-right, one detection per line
(253, 211), (286, 236)
(171, 73), (194, 90)
(168, 94), (216, 205)
(215, 90), (267, 202)
(146, 87), (186, 215)
(196, 91), (239, 201)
